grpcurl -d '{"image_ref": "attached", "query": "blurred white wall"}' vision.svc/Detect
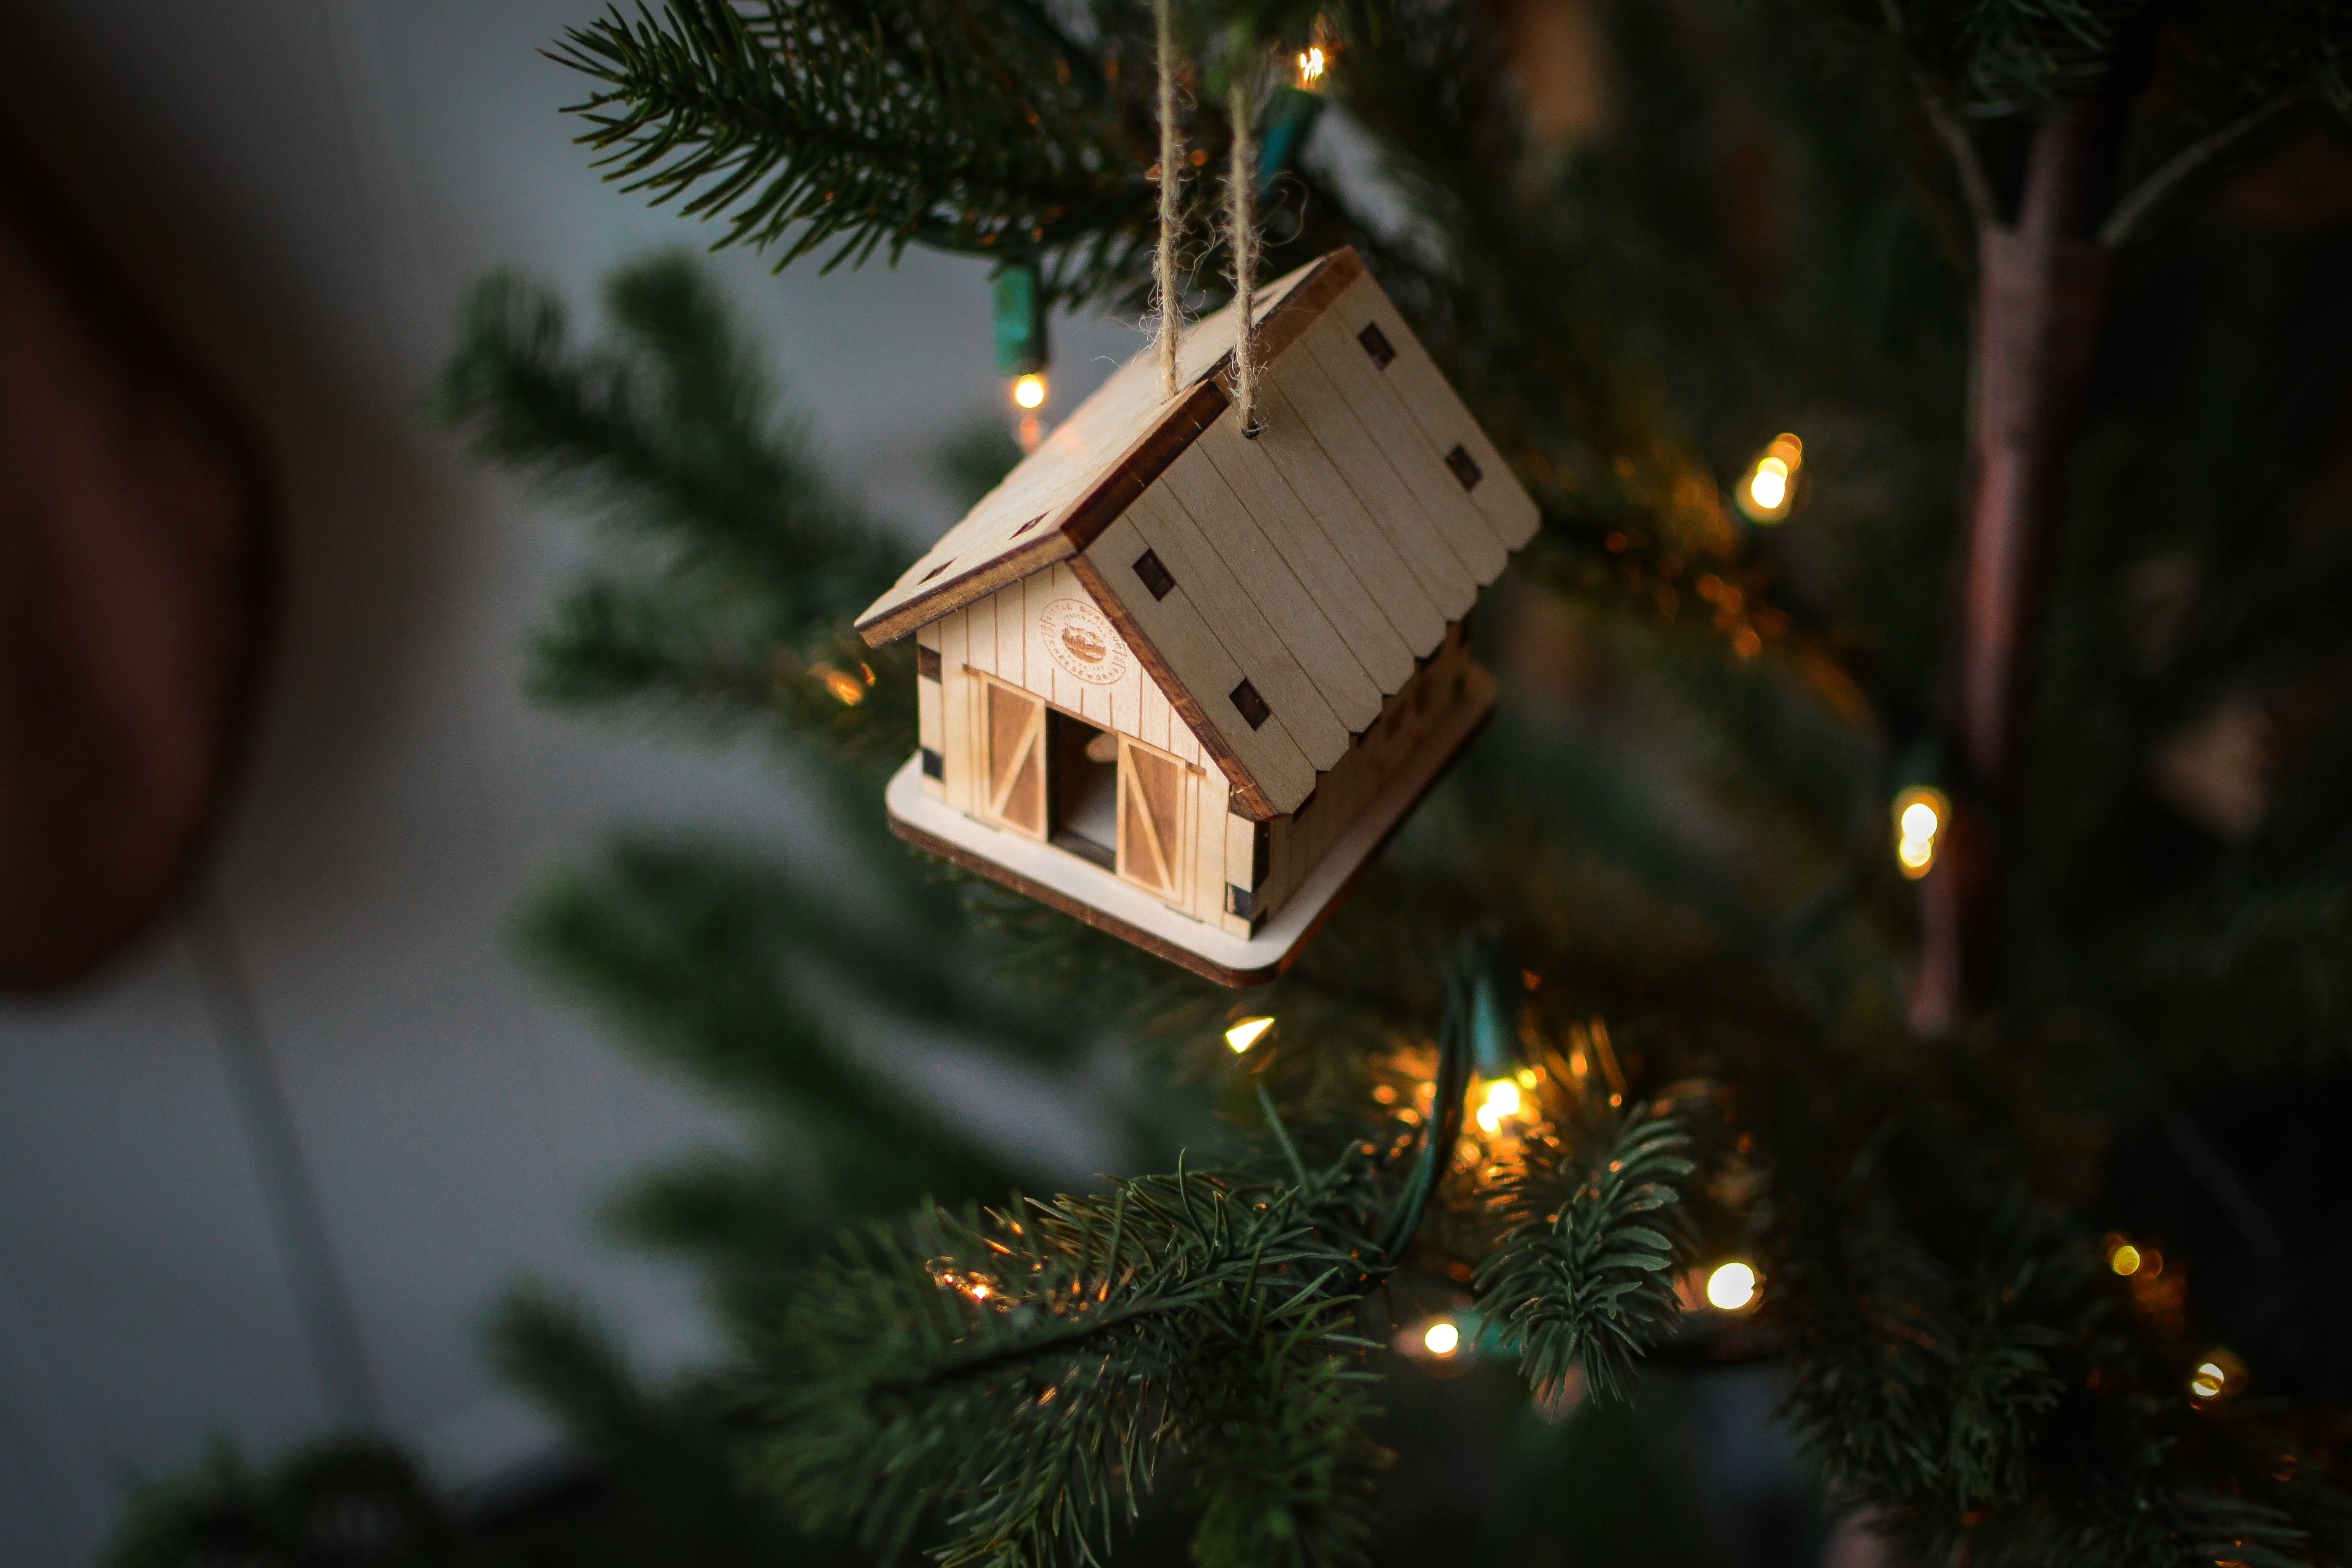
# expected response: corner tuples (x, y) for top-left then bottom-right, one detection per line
(0, 6), (1137, 1562)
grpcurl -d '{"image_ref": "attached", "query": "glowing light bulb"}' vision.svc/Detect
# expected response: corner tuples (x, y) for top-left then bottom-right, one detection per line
(2187, 1349), (2245, 1401)
(1224, 1016), (1275, 1054)
(1891, 786), (1948, 881)
(1706, 1261), (1758, 1311)
(1475, 1079), (1522, 1134)
(2109, 1243), (2142, 1277)
(1012, 372), (1048, 410)
(1735, 435), (1803, 522)
(1297, 45), (1327, 86)
(815, 665), (867, 706)
(1423, 1320), (1460, 1356)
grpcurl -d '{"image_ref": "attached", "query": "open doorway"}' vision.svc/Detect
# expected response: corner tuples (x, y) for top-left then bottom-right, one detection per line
(1049, 710), (1118, 869)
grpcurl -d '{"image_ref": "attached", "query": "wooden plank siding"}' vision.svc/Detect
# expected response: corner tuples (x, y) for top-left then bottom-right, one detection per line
(1329, 279), (1542, 553)
(1259, 334), (1479, 621)
(854, 254), (1343, 644)
(1155, 442), (1384, 733)
(1078, 513), (1322, 813)
(1121, 481), (1354, 769)
(937, 609), (977, 815)
(1254, 625), (1476, 924)
(1189, 411), (1417, 696)
(1242, 374), (1447, 661)
(1297, 311), (1509, 583)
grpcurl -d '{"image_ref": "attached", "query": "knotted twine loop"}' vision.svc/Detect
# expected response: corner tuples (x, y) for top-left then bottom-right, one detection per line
(1153, 0), (1182, 401)
(1227, 80), (1261, 435)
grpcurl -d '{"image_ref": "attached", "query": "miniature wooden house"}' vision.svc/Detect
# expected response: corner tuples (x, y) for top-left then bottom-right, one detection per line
(854, 247), (1537, 985)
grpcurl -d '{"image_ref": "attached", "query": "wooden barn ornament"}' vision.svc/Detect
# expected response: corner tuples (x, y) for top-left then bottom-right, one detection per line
(855, 247), (1536, 985)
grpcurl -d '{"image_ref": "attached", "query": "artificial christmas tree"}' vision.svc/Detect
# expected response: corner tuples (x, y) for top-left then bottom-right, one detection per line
(109, 1), (2352, 1565)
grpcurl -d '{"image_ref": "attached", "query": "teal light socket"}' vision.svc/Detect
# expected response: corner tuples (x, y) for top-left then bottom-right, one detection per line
(1256, 86), (1327, 194)
(992, 264), (1048, 377)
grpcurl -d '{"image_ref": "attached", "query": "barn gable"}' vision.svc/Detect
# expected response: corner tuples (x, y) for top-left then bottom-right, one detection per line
(924, 563), (1214, 774)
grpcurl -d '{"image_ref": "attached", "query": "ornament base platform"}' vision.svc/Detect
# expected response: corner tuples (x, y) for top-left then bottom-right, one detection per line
(885, 664), (1496, 987)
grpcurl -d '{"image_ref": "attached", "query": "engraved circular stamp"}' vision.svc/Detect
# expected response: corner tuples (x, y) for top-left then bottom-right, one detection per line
(1039, 597), (1129, 686)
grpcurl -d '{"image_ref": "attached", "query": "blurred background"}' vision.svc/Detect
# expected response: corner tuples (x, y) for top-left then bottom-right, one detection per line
(0, 6), (1147, 1561)
(15, 2), (2344, 1563)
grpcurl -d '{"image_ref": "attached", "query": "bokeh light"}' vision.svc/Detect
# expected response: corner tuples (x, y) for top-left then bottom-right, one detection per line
(1892, 786), (1948, 880)
(1224, 1016), (1275, 1054)
(1736, 434), (1803, 523)
(1706, 1261), (1758, 1311)
(1474, 1079), (1522, 1134)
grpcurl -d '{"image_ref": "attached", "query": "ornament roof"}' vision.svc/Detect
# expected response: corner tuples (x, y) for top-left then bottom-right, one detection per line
(855, 246), (1537, 816)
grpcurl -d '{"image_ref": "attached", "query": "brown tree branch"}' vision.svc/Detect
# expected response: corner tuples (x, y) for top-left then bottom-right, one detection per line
(2098, 89), (2309, 247)
(1877, 0), (1998, 232)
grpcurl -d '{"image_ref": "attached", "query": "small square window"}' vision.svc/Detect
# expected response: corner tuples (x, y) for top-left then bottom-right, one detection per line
(916, 645), (941, 680)
(1229, 679), (1271, 730)
(1357, 322), (1396, 369)
(1444, 445), (1483, 491)
(1133, 548), (1177, 601)
(920, 747), (944, 780)
(1226, 883), (1256, 919)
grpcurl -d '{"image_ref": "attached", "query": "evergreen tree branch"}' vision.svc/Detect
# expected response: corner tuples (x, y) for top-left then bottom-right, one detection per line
(482, 1288), (821, 1567)
(548, 0), (1158, 293)
(1474, 1104), (1695, 1405)
(432, 257), (916, 772)
(520, 842), (1026, 1212)
(100, 1437), (478, 1568)
(742, 1157), (1392, 1567)
(432, 257), (900, 612)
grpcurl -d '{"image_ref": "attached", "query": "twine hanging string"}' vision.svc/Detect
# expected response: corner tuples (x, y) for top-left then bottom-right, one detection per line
(1151, 3), (1262, 432)
(1152, 0), (1182, 401)
(1226, 79), (1261, 434)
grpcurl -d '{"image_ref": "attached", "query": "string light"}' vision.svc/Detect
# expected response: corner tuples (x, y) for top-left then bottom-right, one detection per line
(815, 665), (868, 706)
(1735, 434), (1803, 523)
(2109, 1242), (2143, 1277)
(1422, 1320), (1461, 1356)
(1706, 1261), (1758, 1311)
(1296, 45), (1327, 87)
(1892, 785), (1948, 879)
(2188, 1350), (2244, 1401)
(1012, 372), (1048, 410)
(1474, 1078), (1522, 1134)
(1224, 1016), (1275, 1054)
(929, 1258), (998, 1302)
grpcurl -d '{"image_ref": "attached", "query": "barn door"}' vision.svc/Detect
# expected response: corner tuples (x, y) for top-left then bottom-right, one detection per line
(979, 679), (1047, 838)
(1116, 736), (1191, 903)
